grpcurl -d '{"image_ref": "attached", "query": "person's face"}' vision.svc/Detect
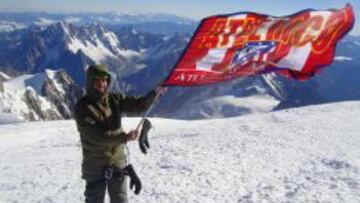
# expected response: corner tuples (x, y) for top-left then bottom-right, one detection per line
(93, 77), (108, 94)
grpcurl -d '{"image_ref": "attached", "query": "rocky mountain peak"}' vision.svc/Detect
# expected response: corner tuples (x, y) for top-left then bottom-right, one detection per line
(42, 69), (83, 119)
(46, 21), (76, 38)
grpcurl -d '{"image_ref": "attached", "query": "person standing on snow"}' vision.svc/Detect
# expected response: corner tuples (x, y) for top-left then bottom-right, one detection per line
(74, 64), (160, 203)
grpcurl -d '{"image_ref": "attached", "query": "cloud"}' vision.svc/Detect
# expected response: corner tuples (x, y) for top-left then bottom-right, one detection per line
(64, 17), (82, 24)
(34, 17), (56, 26)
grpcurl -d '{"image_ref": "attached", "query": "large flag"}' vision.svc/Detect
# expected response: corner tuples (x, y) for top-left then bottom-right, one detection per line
(163, 4), (355, 86)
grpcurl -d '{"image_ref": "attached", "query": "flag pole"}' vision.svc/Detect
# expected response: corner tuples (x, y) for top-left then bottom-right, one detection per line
(135, 86), (168, 132)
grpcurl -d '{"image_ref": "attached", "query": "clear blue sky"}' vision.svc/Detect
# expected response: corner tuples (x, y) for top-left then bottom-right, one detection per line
(1, 0), (359, 35)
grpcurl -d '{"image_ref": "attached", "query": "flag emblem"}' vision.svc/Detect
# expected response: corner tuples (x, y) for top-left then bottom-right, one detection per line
(232, 41), (277, 66)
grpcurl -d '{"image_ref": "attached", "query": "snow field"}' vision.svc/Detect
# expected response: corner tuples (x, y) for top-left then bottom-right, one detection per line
(0, 101), (359, 202)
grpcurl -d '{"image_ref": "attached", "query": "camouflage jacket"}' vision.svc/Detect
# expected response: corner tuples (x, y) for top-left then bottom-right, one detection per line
(74, 91), (156, 180)
(74, 64), (156, 181)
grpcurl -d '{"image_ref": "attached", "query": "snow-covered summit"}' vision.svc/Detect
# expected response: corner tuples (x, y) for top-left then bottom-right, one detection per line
(0, 101), (359, 202)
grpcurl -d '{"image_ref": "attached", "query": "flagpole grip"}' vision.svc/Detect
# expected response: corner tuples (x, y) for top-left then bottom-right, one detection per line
(135, 87), (168, 132)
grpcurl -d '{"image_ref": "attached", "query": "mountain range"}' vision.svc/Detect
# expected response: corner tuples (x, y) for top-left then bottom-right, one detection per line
(0, 12), (197, 35)
(0, 12), (359, 121)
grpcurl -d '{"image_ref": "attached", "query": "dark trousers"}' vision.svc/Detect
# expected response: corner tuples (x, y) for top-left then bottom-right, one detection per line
(85, 175), (128, 203)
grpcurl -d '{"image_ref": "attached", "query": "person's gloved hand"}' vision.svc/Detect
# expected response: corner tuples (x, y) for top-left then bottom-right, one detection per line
(139, 118), (152, 154)
(125, 130), (139, 141)
(123, 164), (142, 195)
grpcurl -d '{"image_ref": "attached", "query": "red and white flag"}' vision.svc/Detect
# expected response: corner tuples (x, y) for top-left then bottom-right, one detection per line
(163, 4), (355, 86)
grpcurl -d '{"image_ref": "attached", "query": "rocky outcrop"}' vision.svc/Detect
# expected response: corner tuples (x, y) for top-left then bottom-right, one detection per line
(23, 87), (62, 120)
(41, 70), (83, 119)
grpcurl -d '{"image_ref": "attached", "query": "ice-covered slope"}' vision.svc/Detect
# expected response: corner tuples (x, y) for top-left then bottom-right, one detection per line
(0, 101), (359, 202)
(0, 69), (82, 121)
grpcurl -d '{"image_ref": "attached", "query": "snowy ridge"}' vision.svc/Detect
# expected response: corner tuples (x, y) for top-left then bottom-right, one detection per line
(61, 22), (124, 63)
(44, 69), (65, 94)
(0, 71), (58, 121)
(0, 101), (359, 202)
(0, 69), (82, 121)
(0, 74), (42, 121)
(66, 23), (122, 61)
(67, 34), (117, 62)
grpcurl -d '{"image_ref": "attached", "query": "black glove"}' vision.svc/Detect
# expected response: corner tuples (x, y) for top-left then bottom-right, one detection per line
(139, 118), (152, 154)
(123, 164), (142, 195)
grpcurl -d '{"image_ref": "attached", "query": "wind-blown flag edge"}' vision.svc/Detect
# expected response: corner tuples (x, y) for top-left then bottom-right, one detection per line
(163, 4), (355, 86)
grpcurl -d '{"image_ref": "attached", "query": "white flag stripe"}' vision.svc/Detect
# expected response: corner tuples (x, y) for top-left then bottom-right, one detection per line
(277, 43), (312, 71)
(196, 48), (228, 70)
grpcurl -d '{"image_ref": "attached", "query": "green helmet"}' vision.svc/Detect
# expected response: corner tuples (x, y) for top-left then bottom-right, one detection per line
(85, 64), (111, 100)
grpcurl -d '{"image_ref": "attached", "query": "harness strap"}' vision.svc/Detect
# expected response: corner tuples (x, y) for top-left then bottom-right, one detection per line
(103, 165), (125, 180)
